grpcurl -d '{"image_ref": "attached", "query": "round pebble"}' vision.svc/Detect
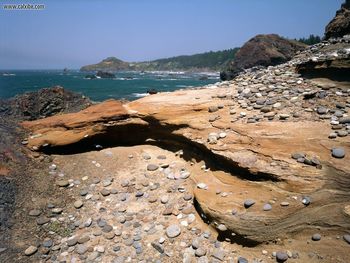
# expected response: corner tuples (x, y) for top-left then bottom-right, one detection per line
(76, 244), (88, 255)
(24, 245), (38, 256)
(331, 148), (345, 158)
(166, 224), (181, 238)
(29, 209), (41, 217)
(244, 199), (255, 208)
(197, 183), (207, 189)
(195, 248), (207, 257)
(312, 233), (321, 241)
(100, 189), (110, 196)
(147, 164), (159, 171)
(302, 196), (311, 206)
(56, 180), (69, 187)
(329, 133), (337, 139)
(276, 251), (288, 262)
(217, 224), (227, 231)
(263, 203), (272, 211)
(74, 200), (83, 209)
(238, 257), (248, 263)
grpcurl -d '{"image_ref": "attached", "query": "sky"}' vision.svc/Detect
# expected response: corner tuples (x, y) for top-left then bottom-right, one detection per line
(0, 0), (344, 69)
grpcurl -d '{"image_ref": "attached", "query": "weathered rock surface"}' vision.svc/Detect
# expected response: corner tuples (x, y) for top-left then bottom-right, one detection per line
(295, 39), (350, 82)
(220, 34), (306, 80)
(18, 36), (350, 262)
(325, 0), (350, 39)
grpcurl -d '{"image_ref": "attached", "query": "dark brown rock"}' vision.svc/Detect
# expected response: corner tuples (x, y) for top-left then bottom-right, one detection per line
(0, 86), (91, 121)
(220, 34), (306, 80)
(325, 0), (350, 39)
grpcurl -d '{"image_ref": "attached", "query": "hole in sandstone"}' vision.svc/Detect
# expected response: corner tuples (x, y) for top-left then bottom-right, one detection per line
(40, 118), (280, 182)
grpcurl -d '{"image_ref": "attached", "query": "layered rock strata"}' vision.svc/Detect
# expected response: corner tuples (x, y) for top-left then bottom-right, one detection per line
(22, 37), (350, 249)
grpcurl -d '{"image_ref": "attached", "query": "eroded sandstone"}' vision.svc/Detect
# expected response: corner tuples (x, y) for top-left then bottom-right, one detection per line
(19, 36), (350, 262)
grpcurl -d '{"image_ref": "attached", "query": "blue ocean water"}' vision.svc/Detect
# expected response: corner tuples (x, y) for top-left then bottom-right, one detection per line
(0, 70), (219, 102)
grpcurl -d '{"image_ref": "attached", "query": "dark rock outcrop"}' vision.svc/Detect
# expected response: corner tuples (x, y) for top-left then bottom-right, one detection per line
(147, 89), (158, 95)
(96, 71), (115, 79)
(85, 74), (97, 79)
(220, 34), (306, 80)
(325, 0), (350, 39)
(0, 86), (91, 120)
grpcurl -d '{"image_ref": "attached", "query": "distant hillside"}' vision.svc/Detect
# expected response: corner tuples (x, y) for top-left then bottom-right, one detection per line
(80, 48), (240, 72)
(80, 57), (130, 71)
(134, 49), (240, 71)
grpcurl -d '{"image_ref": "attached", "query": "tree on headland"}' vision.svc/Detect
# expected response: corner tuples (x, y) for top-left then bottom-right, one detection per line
(296, 34), (322, 45)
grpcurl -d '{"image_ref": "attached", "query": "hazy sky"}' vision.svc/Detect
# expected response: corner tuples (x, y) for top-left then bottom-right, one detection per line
(0, 0), (344, 69)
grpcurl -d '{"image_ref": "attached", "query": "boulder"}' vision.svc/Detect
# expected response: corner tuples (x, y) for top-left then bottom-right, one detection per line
(220, 34), (306, 80)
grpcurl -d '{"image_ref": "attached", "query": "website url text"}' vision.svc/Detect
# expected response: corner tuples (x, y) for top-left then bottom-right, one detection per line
(3, 3), (45, 10)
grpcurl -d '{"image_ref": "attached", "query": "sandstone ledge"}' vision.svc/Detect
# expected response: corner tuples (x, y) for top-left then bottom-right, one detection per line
(21, 83), (350, 243)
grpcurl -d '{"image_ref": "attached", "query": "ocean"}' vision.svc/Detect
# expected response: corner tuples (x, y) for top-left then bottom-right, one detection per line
(0, 70), (219, 102)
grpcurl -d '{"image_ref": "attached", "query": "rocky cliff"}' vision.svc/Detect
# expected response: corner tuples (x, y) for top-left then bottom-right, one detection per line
(325, 0), (350, 39)
(220, 34), (306, 80)
(17, 36), (350, 262)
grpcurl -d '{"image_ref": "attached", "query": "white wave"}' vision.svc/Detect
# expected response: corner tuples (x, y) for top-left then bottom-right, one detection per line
(115, 77), (137, 81)
(197, 72), (220, 77)
(147, 71), (185, 75)
(132, 93), (149, 98)
(176, 85), (190, 88)
(2, 73), (16, 76)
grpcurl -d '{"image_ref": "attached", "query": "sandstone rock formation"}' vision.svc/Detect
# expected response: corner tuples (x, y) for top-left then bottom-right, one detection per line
(325, 0), (350, 39)
(220, 34), (306, 81)
(21, 36), (350, 256)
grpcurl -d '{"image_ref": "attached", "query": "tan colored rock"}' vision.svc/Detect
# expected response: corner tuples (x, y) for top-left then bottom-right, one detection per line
(21, 83), (350, 244)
